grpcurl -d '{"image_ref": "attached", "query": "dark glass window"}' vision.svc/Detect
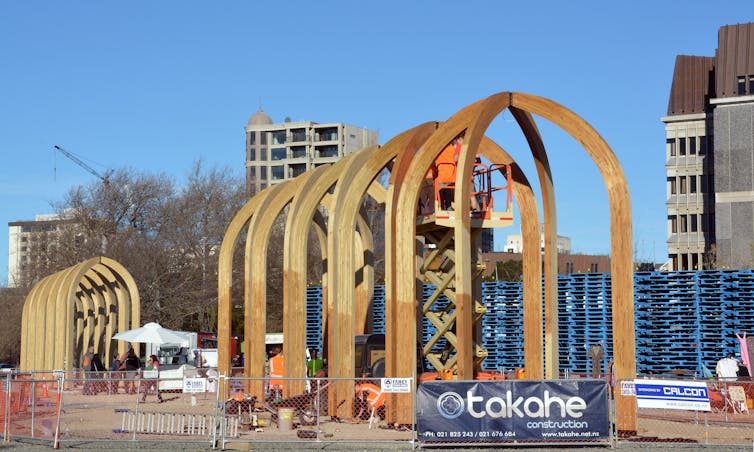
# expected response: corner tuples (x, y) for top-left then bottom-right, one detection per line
(690, 175), (697, 193)
(260, 148), (267, 161)
(668, 177), (677, 195)
(271, 148), (287, 160)
(749, 75), (754, 95)
(669, 216), (677, 234)
(667, 138), (676, 157)
(689, 137), (696, 155)
(699, 136), (707, 155)
(249, 149), (256, 161)
(260, 167), (267, 179)
(260, 132), (267, 145)
(679, 176), (687, 194)
(249, 132), (256, 145)
(738, 76), (746, 95)
(271, 166), (284, 180)
(691, 214), (698, 232)
(679, 138), (686, 156)
(271, 131), (286, 145)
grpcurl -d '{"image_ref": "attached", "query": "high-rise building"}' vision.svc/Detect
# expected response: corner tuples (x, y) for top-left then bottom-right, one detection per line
(244, 108), (379, 196)
(662, 22), (754, 270)
(7, 213), (74, 287)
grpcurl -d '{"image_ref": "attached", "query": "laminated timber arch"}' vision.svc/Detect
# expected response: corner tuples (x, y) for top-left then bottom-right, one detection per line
(20, 257), (140, 371)
(391, 92), (635, 430)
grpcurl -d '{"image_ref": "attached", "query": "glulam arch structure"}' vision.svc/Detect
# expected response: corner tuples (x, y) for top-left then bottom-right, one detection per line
(218, 91), (636, 431)
(20, 257), (140, 372)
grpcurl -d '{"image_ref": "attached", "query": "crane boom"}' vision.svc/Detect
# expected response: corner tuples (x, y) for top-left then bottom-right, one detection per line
(53, 145), (111, 184)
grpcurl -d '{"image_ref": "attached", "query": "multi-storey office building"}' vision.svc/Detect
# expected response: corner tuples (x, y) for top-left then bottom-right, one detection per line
(662, 22), (754, 270)
(244, 108), (379, 196)
(7, 213), (74, 288)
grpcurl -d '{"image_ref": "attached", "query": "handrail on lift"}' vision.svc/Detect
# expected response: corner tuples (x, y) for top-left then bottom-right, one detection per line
(424, 162), (512, 219)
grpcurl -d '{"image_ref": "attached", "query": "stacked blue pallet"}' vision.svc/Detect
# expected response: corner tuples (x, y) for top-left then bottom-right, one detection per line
(306, 286), (323, 353)
(635, 271), (699, 375)
(482, 280), (524, 372)
(371, 285), (386, 334)
(561, 274), (612, 375)
(722, 270), (754, 357)
(697, 270), (726, 373)
(557, 276), (573, 375)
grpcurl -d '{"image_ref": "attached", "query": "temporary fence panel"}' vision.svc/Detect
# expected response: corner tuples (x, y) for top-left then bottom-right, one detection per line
(3, 374), (60, 444)
(220, 376), (415, 449)
(56, 370), (221, 445)
(617, 377), (754, 445)
(417, 379), (611, 447)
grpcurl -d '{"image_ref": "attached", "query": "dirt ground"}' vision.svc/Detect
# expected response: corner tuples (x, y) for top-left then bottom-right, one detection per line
(5, 385), (754, 450)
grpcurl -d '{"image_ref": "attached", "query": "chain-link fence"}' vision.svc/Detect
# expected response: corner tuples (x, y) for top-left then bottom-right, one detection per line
(219, 376), (415, 449)
(616, 377), (754, 446)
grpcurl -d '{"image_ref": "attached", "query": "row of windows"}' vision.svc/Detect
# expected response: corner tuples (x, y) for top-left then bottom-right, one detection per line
(737, 74), (754, 96)
(247, 128), (340, 146)
(248, 164), (308, 181)
(668, 213), (714, 234)
(248, 146), (340, 162)
(667, 136), (711, 157)
(667, 173), (714, 195)
(670, 253), (704, 271)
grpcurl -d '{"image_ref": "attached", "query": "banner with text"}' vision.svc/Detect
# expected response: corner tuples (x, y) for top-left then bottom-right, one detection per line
(417, 380), (609, 442)
(634, 379), (710, 411)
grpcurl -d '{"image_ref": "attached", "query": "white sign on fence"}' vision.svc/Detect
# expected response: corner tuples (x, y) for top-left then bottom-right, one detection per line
(381, 377), (412, 393)
(183, 377), (207, 393)
(634, 379), (710, 411)
(620, 380), (636, 396)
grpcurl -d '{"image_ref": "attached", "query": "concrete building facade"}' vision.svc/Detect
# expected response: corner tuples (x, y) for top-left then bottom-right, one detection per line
(7, 213), (74, 288)
(662, 22), (754, 270)
(244, 108), (379, 196)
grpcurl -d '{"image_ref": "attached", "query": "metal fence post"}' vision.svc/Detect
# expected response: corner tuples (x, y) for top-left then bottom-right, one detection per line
(3, 372), (10, 443)
(53, 373), (64, 449)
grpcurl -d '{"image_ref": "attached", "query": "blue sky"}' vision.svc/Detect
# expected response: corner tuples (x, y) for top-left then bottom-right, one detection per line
(1, 1), (751, 286)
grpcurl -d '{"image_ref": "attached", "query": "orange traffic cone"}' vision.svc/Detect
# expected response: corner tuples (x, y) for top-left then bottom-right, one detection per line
(41, 383), (49, 398)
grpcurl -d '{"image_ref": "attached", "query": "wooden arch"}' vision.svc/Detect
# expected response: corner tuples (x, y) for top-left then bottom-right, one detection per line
(391, 92), (634, 429)
(20, 257), (140, 371)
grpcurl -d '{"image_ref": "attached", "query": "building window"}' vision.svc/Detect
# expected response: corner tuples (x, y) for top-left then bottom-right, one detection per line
(667, 138), (676, 157)
(271, 166), (284, 180)
(679, 176), (687, 194)
(249, 149), (256, 161)
(291, 146), (307, 159)
(690, 175), (697, 193)
(260, 132), (267, 145)
(699, 136), (707, 155)
(738, 76), (747, 96)
(317, 145), (339, 158)
(691, 214), (698, 232)
(291, 164), (307, 177)
(260, 148), (267, 161)
(259, 167), (267, 179)
(689, 137), (696, 155)
(669, 215), (677, 234)
(291, 129), (307, 142)
(249, 132), (256, 145)
(679, 137), (686, 156)
(680, 215), (688, 233)
(589, 263), (598, 272)
(668, 177), (677, 195)
(565, 262), (574, 274)
(249, 167), (256, 178)
(749, 75), (754, 95)
(271, 147), (287, 160)
(271, 131), (286, 145)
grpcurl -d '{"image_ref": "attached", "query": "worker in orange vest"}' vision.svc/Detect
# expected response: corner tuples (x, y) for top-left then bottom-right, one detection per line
(268, 345), (285, 396)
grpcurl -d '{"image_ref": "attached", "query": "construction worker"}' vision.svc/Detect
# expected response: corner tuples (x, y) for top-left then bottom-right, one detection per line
(269, 345), (285, 396)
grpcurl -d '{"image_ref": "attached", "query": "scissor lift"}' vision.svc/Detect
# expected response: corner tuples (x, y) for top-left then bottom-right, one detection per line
(416, 164), (514, 374)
